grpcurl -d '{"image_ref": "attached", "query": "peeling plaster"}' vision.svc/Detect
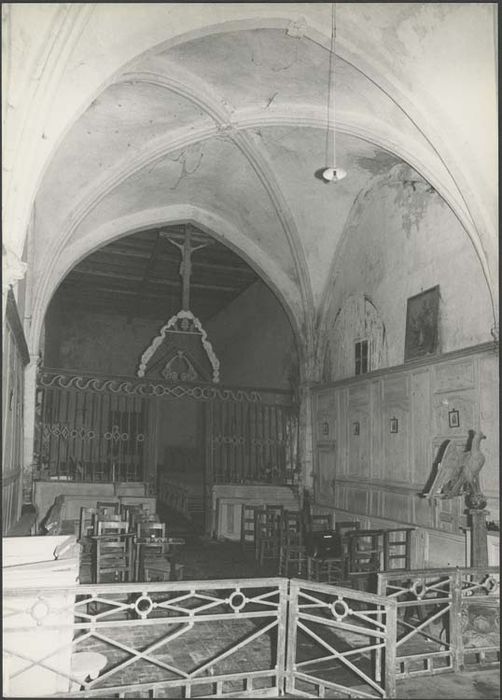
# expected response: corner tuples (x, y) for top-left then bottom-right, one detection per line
(323, 294), (387, 382)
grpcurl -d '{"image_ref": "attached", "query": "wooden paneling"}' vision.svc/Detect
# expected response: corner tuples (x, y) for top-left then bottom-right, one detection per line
(410, 369), (431, 485)
(316, 446), (336, 506)
(312, 344), (499, 543)
(2, 291), (29, 533)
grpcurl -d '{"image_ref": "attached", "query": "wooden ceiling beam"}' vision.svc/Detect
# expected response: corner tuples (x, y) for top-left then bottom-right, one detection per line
(64, 270), (243, 294)
(81, 252), (256, 280)
(132, 230), (165, 319)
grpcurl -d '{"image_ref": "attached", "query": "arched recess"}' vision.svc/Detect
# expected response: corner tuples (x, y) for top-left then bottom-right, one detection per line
(29, 205), (307, 380)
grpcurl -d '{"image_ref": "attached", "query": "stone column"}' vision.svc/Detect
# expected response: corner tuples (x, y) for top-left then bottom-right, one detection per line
(297, 381), (315, 494)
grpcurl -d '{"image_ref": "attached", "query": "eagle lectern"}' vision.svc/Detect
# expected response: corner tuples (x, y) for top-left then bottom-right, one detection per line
(421, 430), (488, 567)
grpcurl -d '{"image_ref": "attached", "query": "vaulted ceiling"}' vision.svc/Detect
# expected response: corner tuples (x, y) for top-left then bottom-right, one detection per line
(33, 24), (427, 332)
(4, 4), (496, 351)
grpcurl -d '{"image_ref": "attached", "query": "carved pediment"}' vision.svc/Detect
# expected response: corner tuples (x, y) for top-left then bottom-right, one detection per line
(137, 310), (220, 383)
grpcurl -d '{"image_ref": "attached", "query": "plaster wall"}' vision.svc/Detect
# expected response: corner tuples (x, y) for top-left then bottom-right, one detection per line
(324, 166), (494, 381)
(43, 277), (296, 392)
(206, 279), (297, 390)
(43, 305), (161, 376)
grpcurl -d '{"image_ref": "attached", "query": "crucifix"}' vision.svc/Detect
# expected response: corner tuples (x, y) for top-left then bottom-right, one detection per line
(164, 225), (207, 311)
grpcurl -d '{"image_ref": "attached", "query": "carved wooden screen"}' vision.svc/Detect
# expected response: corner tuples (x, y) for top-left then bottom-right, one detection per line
(35, 381), (148, 482)
(210, 396), (298, 485)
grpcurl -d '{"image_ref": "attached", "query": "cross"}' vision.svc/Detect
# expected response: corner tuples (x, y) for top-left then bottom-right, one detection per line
(165, 225), (207, 310)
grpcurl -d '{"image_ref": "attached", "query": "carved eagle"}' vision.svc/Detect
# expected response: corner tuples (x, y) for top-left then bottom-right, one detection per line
(421, 431), (486, 499)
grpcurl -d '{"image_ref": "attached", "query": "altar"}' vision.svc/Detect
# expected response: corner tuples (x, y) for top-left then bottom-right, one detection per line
(212, 483), (300, 540)
(33, 480), (156, 527)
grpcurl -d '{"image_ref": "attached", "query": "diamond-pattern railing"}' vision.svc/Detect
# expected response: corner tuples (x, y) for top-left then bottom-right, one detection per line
(4, 577), (288, 698)
(377, 566), (500, 678)
(285, 579), (397, 698)
(4, 576), (399, 699)
(458, 567), (500, 668)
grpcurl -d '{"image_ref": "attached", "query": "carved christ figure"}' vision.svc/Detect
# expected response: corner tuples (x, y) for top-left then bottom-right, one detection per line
(166, 226), (207, 311)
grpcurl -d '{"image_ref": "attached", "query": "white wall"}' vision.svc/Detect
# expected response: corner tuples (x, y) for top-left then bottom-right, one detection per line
(323, 164), (494, 380)
(206, 279), (298, 390)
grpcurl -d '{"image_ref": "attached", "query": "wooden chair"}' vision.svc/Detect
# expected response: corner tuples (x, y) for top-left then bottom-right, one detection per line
(92, 520), (133, 583)
(120, 503), (144, 528)
(96, 519), (129, 536)
(306, 528), (347, 585)
(240, 504), (261, 551)
(96, 501), (120, 520)
(307, 557), (347, 584)
(346, 529), (385, 574)
(383, 528), (414, 571)
(278, 510), (307, 577)
(304, 520), (360, 583)
(256, 505), (283, 566)
(136, 521), (165, 539)
(135, 521), (167, 581)
(78, 507), (97, 554)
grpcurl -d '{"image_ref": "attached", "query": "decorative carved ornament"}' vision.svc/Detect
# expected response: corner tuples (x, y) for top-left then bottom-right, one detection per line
(38, 370), (260, 402)
(161, 350), (199, 383)
(137, 310), (220, 383)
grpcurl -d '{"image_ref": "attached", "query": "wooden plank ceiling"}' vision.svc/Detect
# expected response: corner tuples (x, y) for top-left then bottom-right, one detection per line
(56, 225), (258, 321)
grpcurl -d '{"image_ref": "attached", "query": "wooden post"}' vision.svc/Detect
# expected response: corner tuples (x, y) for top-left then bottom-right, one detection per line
(450, 568), (463, 672)
(384, 600), (397, 698)
(468, 507), (489, 568)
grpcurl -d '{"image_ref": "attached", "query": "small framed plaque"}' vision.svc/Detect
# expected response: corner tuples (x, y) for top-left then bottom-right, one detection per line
(448, 408), (460, 429)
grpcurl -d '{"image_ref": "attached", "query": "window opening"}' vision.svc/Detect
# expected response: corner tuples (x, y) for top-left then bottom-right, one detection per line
(355, 340), (369, 375)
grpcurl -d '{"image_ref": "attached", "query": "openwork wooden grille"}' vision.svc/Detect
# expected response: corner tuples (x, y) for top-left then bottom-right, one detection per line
(35, 377), (148, 482)
(377, 566), (500, 678)
(211, 400), (298, 485)
(36, 369), (298, 488)
(285, 579), (397, 698)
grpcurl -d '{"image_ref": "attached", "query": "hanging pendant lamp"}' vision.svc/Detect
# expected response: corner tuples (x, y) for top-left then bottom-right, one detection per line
(317, 2), (346, 183)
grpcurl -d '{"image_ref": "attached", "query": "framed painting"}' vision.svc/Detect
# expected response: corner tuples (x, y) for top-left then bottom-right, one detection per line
(404, 285), (440, 361)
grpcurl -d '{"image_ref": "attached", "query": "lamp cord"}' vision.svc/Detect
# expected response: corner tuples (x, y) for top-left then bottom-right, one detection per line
(325, 2), (337, 169)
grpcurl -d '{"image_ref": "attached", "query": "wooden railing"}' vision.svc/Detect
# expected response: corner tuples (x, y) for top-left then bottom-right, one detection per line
(376, 566), (500, 679)
(3, 576), (398, 698)
(211, 399), (298, 486)
(286, 579), (397, 698)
